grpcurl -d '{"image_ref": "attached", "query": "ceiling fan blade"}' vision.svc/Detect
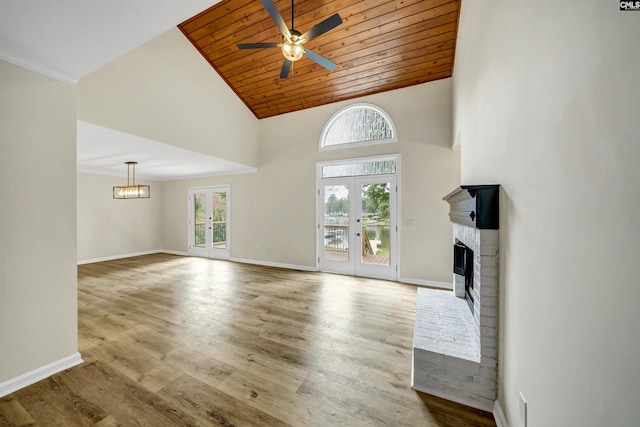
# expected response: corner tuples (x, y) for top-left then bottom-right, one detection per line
(304, 49), (337, 72)
(280, 59), (292, 79)
(262, 0), (291, 39)
(301, 13), (342, 43)
(237, 42), (280, 49)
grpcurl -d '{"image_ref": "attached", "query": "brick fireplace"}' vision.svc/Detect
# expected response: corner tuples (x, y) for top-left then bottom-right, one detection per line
(411, 185), (499, 411)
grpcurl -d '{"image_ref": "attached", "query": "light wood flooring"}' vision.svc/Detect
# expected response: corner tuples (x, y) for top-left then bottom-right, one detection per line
(0, 254), (496, 426)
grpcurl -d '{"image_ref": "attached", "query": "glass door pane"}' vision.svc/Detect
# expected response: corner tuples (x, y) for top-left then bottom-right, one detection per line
(194, 193), (206, 248)
(323, 184), (349, 263)
(360, 182), (391, 266)
(211, 191), (227, 250)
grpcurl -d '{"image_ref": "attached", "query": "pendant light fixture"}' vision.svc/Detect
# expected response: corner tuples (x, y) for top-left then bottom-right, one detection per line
(113, 161), (150, 199)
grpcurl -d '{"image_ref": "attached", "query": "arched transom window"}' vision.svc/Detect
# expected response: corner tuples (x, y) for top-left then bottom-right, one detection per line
(320, 103), (397, 150)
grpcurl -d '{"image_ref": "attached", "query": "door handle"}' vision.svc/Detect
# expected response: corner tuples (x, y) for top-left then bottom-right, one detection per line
(356, 232), (361, 237)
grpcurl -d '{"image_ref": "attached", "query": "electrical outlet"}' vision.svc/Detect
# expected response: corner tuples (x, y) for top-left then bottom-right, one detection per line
(519, 391), (528, 427)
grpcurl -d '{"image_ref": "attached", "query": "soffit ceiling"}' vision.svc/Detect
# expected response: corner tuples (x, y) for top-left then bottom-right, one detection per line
(77, 122), (256, 181)
(179, 0), (461, 119)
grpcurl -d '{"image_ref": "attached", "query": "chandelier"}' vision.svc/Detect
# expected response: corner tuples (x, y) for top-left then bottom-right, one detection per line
(113, 161), (150, 199)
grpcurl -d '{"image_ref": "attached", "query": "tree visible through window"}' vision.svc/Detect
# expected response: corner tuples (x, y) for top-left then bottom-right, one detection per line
(320, 104), (396, 150)
(362, 183), (390, 220)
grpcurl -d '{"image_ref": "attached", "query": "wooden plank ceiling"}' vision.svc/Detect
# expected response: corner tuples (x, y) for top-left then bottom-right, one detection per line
(179, 0), (460, 119)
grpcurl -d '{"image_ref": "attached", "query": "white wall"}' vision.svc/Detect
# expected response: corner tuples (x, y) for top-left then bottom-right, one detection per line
(163, 79), (460, 284)
(77, 173), (163, 262)
(0, 60), (78, 382)
(454, 2), (640, 426)
(77, 27), (259, 168)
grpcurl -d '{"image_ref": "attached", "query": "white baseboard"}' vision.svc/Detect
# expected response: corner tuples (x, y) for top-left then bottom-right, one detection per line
(0, 352), (83, 398)
(399, 276), (452, 290)
(77, 250), (190, 265)
(77, 250), (162, 265)
(494, 400), (509, 427)
(231, 257), (317, 272)
(160, 249), (189, 256)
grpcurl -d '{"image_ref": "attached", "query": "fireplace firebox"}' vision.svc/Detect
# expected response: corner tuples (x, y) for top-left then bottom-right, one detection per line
(454, 242), (474, 312)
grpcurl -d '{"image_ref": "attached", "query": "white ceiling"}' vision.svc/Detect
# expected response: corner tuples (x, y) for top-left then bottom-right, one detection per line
(77, 121), (256, 181)
(0, 0), (220, 83)
(1, 0), (258, 180)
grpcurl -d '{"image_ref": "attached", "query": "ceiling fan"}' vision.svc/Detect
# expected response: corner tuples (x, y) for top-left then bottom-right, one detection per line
(237, 0), (343, 79)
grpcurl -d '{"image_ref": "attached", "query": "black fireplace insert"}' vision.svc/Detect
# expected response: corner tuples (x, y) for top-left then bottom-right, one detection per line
(454, 242), (474, 311)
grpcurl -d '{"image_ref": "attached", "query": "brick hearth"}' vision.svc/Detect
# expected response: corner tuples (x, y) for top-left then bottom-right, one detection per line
(411, 223), (499, 411)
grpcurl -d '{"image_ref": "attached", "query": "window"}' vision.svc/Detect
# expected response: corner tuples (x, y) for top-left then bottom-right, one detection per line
(320, 103), (397, 150)
(321, 159), (396, 178)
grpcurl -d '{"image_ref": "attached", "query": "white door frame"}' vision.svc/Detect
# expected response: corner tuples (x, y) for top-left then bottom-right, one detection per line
(316, 154), (401, 281)
(188, 185), (231, 260)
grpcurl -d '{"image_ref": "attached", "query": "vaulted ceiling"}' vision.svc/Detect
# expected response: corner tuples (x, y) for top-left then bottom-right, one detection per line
(180, 0), (461, 119)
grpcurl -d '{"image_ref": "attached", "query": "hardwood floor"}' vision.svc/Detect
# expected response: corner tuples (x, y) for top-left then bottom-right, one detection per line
(0, 254), (496, 426)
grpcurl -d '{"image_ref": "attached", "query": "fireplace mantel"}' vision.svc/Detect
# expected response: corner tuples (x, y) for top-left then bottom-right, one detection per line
(443, 185), (500, 229)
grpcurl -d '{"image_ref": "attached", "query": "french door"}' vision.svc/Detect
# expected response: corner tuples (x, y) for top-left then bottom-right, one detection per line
(188, 186), (230, 259)
(318, 175), (397, 280)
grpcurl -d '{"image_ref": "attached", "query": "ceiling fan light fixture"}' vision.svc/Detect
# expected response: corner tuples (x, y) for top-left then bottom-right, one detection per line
(282, 40), (304, 61)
